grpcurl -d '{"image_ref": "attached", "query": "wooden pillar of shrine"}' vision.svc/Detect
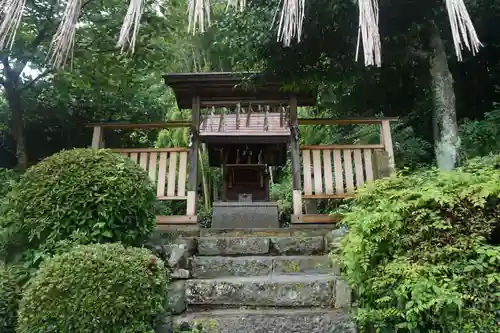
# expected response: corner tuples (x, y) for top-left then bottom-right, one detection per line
(187, 95), (200, 216)
(289, 96), (303, 222)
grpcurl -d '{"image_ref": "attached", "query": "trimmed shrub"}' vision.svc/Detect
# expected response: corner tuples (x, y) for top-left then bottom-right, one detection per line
(0, 266), (21, 333)
(339, 154), (500, 333)
(18, 243), (168, 333)
(1, 149), (156, 262)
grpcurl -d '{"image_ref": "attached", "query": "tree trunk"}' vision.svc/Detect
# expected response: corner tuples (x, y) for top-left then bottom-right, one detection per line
(429, 21), (460, 171)
(5, 85), (28, 170)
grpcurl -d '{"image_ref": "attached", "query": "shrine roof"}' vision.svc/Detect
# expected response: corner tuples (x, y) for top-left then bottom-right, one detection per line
(163, 72), (318, 109)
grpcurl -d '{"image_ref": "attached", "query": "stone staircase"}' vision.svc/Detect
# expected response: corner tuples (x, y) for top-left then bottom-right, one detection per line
(152, 227), (354, 333)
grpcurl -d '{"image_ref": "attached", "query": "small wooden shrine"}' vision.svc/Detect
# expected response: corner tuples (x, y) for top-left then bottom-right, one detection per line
(89, 72), (396, 228)
(165, 72), (317, 228)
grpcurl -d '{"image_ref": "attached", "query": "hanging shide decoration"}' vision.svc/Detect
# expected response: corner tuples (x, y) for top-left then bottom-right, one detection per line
(47, 0), (82, 68)
(0, 0), (26, 50)
(275, 0), (305, 46)
(225, 0), (246, 12)
(188, 0), (211, 34)
(444, 0), (482, 61)
(117, 0), (145, 52)
(355, 0), (381, 67)
(0, 0), (484, 69)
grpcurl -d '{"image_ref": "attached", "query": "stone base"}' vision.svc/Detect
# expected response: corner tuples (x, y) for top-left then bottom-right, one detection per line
(212, 201), (279, 229)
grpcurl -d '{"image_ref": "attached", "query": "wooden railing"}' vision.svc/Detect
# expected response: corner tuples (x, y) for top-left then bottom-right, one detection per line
(301, 144), (387, 198)
(293, 118), (396, 224)
(112, 148), (188, 200)
(89, 122), (197, 226)
(111, 147), (195, 225)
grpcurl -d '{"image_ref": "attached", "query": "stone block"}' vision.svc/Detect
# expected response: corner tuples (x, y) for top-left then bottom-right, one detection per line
(191, 256), (273, 278)
(171, 269), (190, 280)
(168, 244), (188, 268)
(174, 308), (356, 333)
(325, 227), (348, 244)
(334, 279), (352, 308)
(155, 314), (173, 333)
(272, 255), (339, 275)
(212, 202), (279, 229)
(200, 228), (293, 237)
(197, 237), (269, 256)
(175, 238), (197, 256)
(167, 280), (187, 315)
(186, 273), (336, 307)
(270, 236), (325, 255)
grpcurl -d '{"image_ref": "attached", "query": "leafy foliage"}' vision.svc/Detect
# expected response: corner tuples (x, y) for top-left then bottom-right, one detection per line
(339, 154), (500, 332)
(17, 243), (168, 333)
(0, 148), (156, 266)
(270, 163), (293, 226)
(0, 266), (20, 333)
(460, 105), (500, 158)
(0, 168), (20, 198)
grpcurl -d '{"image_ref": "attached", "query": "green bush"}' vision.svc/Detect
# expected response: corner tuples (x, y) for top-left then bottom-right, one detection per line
(339, 154), (500, 333)
(0, 265), (21, 333)
(270, 164), (293, 227)
(0, 168), (20, 198)
(17, 243), (169, 333)
(1, 148), (156, 263)
(460, 105), (500, 158)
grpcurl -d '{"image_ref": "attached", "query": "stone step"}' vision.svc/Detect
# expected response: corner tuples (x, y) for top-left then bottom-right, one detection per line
(186, 273), (351, 308)
(200, 226), (337, 237)
(173, 308), (355, 333)
(197, 236), (325, 256)
(190, 255), (339, 278)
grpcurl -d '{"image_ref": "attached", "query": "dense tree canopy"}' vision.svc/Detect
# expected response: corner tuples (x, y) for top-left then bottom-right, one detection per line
(0, 0), (498, 171)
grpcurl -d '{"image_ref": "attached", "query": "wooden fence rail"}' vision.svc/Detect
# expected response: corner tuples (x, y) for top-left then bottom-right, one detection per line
(296, 144), (390, 224)
(301, 144), (385, 199)
(112, 148), (188, 200)
(110, 147), (195, 225)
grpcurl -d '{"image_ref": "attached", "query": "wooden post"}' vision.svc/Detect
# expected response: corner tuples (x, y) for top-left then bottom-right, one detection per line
(91, 126), (104, 149)
(279, 106), (284, 128)
(289, 96), (303, 222)
(236, 103), (240, 130)
(187, 96), (200, 217)
(371, 150), (391, 179)
(264, 106), (269, 131)
(380, 120), (395, 172)
(246, 105), (252, 127)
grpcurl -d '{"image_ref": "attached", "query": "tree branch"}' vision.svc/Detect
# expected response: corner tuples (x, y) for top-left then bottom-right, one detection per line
(12, 1), (58, 77)
(12, 0), (94, 76)
(20, 69), (53, 91)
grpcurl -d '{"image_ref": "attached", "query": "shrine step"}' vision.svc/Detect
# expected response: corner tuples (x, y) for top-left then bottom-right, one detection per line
(190, 255), (339, 278)
(173, 308), (355, 333)
(185, 273), (350, 308)
(200, 226), (337, 237)
(196, 236), (326, 256)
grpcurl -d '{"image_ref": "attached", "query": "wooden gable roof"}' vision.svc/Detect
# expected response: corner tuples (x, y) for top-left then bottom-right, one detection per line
(163, 72), (318, 109)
